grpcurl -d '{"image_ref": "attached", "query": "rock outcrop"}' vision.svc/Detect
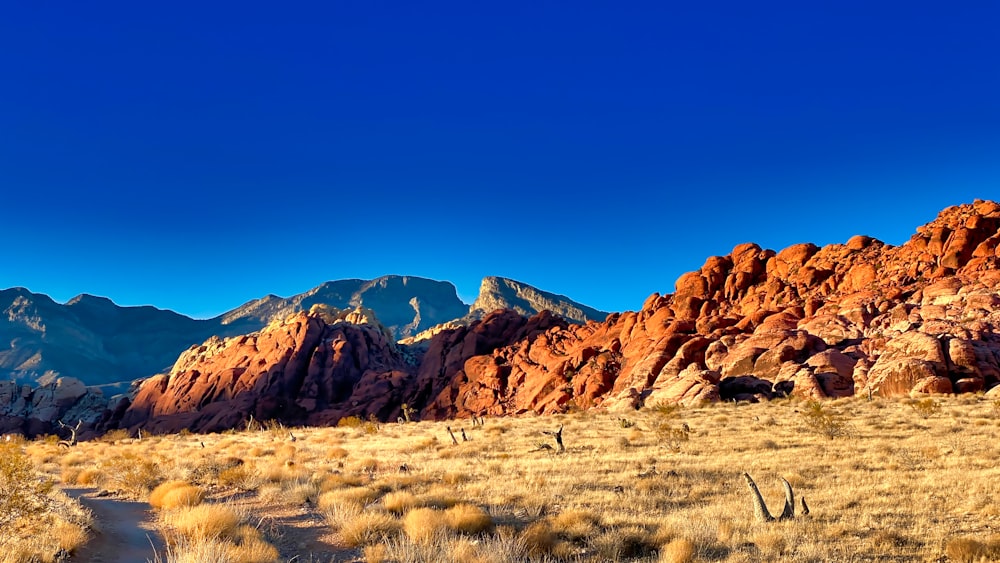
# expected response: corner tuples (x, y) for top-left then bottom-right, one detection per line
(116, 200), (1000, 433)
(468, 277), (608, 324)
(0, 377), (119, 438)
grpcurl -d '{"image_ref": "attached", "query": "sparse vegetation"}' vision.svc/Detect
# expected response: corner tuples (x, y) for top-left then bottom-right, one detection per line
(9, 395), (1000, 561)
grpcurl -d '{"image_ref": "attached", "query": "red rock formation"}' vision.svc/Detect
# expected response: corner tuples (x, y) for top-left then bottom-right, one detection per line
(121, 200), (1000, 432)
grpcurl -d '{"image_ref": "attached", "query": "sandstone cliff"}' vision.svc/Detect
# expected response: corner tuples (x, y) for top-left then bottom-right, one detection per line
(118, 200), (1000, 433)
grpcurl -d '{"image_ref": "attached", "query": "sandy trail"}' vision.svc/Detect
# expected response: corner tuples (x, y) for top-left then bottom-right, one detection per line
(63, 487), (165, 563)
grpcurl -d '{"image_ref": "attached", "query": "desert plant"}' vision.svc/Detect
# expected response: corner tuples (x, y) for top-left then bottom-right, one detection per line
(0, 441), (53, 527)
(800, 400), (848, 439)
(909, 397), (942, 419)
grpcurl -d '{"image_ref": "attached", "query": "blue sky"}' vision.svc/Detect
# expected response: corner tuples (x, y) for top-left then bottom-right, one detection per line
(2, 1), (998, 318)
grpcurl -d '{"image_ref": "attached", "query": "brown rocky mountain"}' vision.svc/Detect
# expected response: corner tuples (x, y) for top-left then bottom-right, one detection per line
(114, 200), (1000, 434)
(0, 276), (603, 436)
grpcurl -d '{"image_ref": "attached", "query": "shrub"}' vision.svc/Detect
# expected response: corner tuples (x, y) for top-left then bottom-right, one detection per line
(444, 503), (492, 534)
(800, 401), (848, 439)
(161, 485), (205, 509)
(150, 480), (194, 508)
(659, 538), (695, 563)
(339, 511), (401, 547)
(338, 416), (364, 428)
(100, 451), (161, 498)
(0, 441), (53, 527)
(167, 503), (242, 541)
(909, 398), (942, 419)
(403, 507), (447, 542)
(383, 491), (420, 514)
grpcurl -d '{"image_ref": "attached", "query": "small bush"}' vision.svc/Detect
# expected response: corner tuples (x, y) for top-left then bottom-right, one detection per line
(800, 401), (848, 439)
(161, 485), (205, 509)
(167, 503), (242, 541)
(340, 511), (401, 547)
(383, 491), (420, 514)
(403, 507), (447, 542)
(444, 504), (492, 534)
(150, 480), (194, 508)
(338, 416), (364, 428)
(0, 441), (53, 527)
(659, 537), (695, 563)
(910, 398), (942, 419)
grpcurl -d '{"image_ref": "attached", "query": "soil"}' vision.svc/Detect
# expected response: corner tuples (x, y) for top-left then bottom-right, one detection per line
(63, 488), (165, 563)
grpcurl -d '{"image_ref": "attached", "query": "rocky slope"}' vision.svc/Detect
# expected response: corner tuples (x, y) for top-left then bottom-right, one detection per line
(1, 275), (592, 389)
(0, 289), (222, 386)
(113, 200), (1000, 434)
(219, 275), (470, 339)
(469, 277), (608, 323)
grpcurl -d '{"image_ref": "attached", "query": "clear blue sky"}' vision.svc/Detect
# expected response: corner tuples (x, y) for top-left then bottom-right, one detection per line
(2, 1), (998, 318)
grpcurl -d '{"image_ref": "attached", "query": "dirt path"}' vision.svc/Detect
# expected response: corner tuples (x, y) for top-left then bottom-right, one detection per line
(63, 488), (165, 563)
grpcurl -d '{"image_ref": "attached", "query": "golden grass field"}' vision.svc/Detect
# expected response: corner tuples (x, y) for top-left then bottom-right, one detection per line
(5, 395), (1000, 562)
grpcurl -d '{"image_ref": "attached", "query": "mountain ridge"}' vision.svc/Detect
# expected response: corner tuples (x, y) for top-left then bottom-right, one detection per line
(0, 275), (603, 386)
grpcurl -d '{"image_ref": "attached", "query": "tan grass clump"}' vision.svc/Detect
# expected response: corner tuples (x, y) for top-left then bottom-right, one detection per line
(149, 480), (194, 508)
(339, 511), (401, 547)
(444, 503), (492, 534)
(945, 536), (1000, 562)
(318, 486), (380, 511)
(383, 491), (420, 514)
(403, 507), (448, 542)
(659, 538), (695, 563)
(166, 503), (242, 541)
(160, 485), (205, 510)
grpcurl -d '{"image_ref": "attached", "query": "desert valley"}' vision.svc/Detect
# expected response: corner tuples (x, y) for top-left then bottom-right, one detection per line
(4, 200), (1000, 562)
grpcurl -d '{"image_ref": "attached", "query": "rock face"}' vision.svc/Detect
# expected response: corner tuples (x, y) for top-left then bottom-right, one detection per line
(219, 275), (470, 339)
(121, 308), (565, 433)
(0, 290), (224, 386)
(0, 377), (117, 438)
(110, 200), (1000, 433)
(469, 277), (608, 324)
(2, 275), (593, 388)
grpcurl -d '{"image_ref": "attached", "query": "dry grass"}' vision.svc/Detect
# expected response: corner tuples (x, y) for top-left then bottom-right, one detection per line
(15, 395), (1000, 561)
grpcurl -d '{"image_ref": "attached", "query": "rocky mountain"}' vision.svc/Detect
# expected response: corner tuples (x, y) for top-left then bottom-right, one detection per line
(0, 274), (603, 390)
(0, 289), (222, 386)
(218, 276), (470, 339)
(470, 276), (607, 323)
(108, 200), (1000, 435)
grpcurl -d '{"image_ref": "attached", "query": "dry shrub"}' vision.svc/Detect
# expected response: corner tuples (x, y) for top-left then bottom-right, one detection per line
(327, 446), (350, 460)
(226, 525), (280, 563)
(318, 486), (380, 511)
(593, 526), (658, 560)
(150, 480), (193, 508)
(520, 521), (557, 556)
(659, 538), (695, 563)
(441, 471), (470, 485)
(550, 509), (599, 540)
(444, 504), (492, 534)
(60, 465), (83, 485)
(339, 511), (401, 547)
(54, 519), (90, 553)
(383, 491), (420, 514)
(167, 503), (241, 541)
(945, 536), (1000, 562)
(218, 464), (254, 489)
(403, 507), (447, 542)
(0, 441), (53, 527)
(276, 444), (297, 459)
(318, 472), (367, 492)
(99, 452), (160, 498)
(74, 468), (102, 486)
(363, 543), (388, 563)
(161, 485), (205, 510)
